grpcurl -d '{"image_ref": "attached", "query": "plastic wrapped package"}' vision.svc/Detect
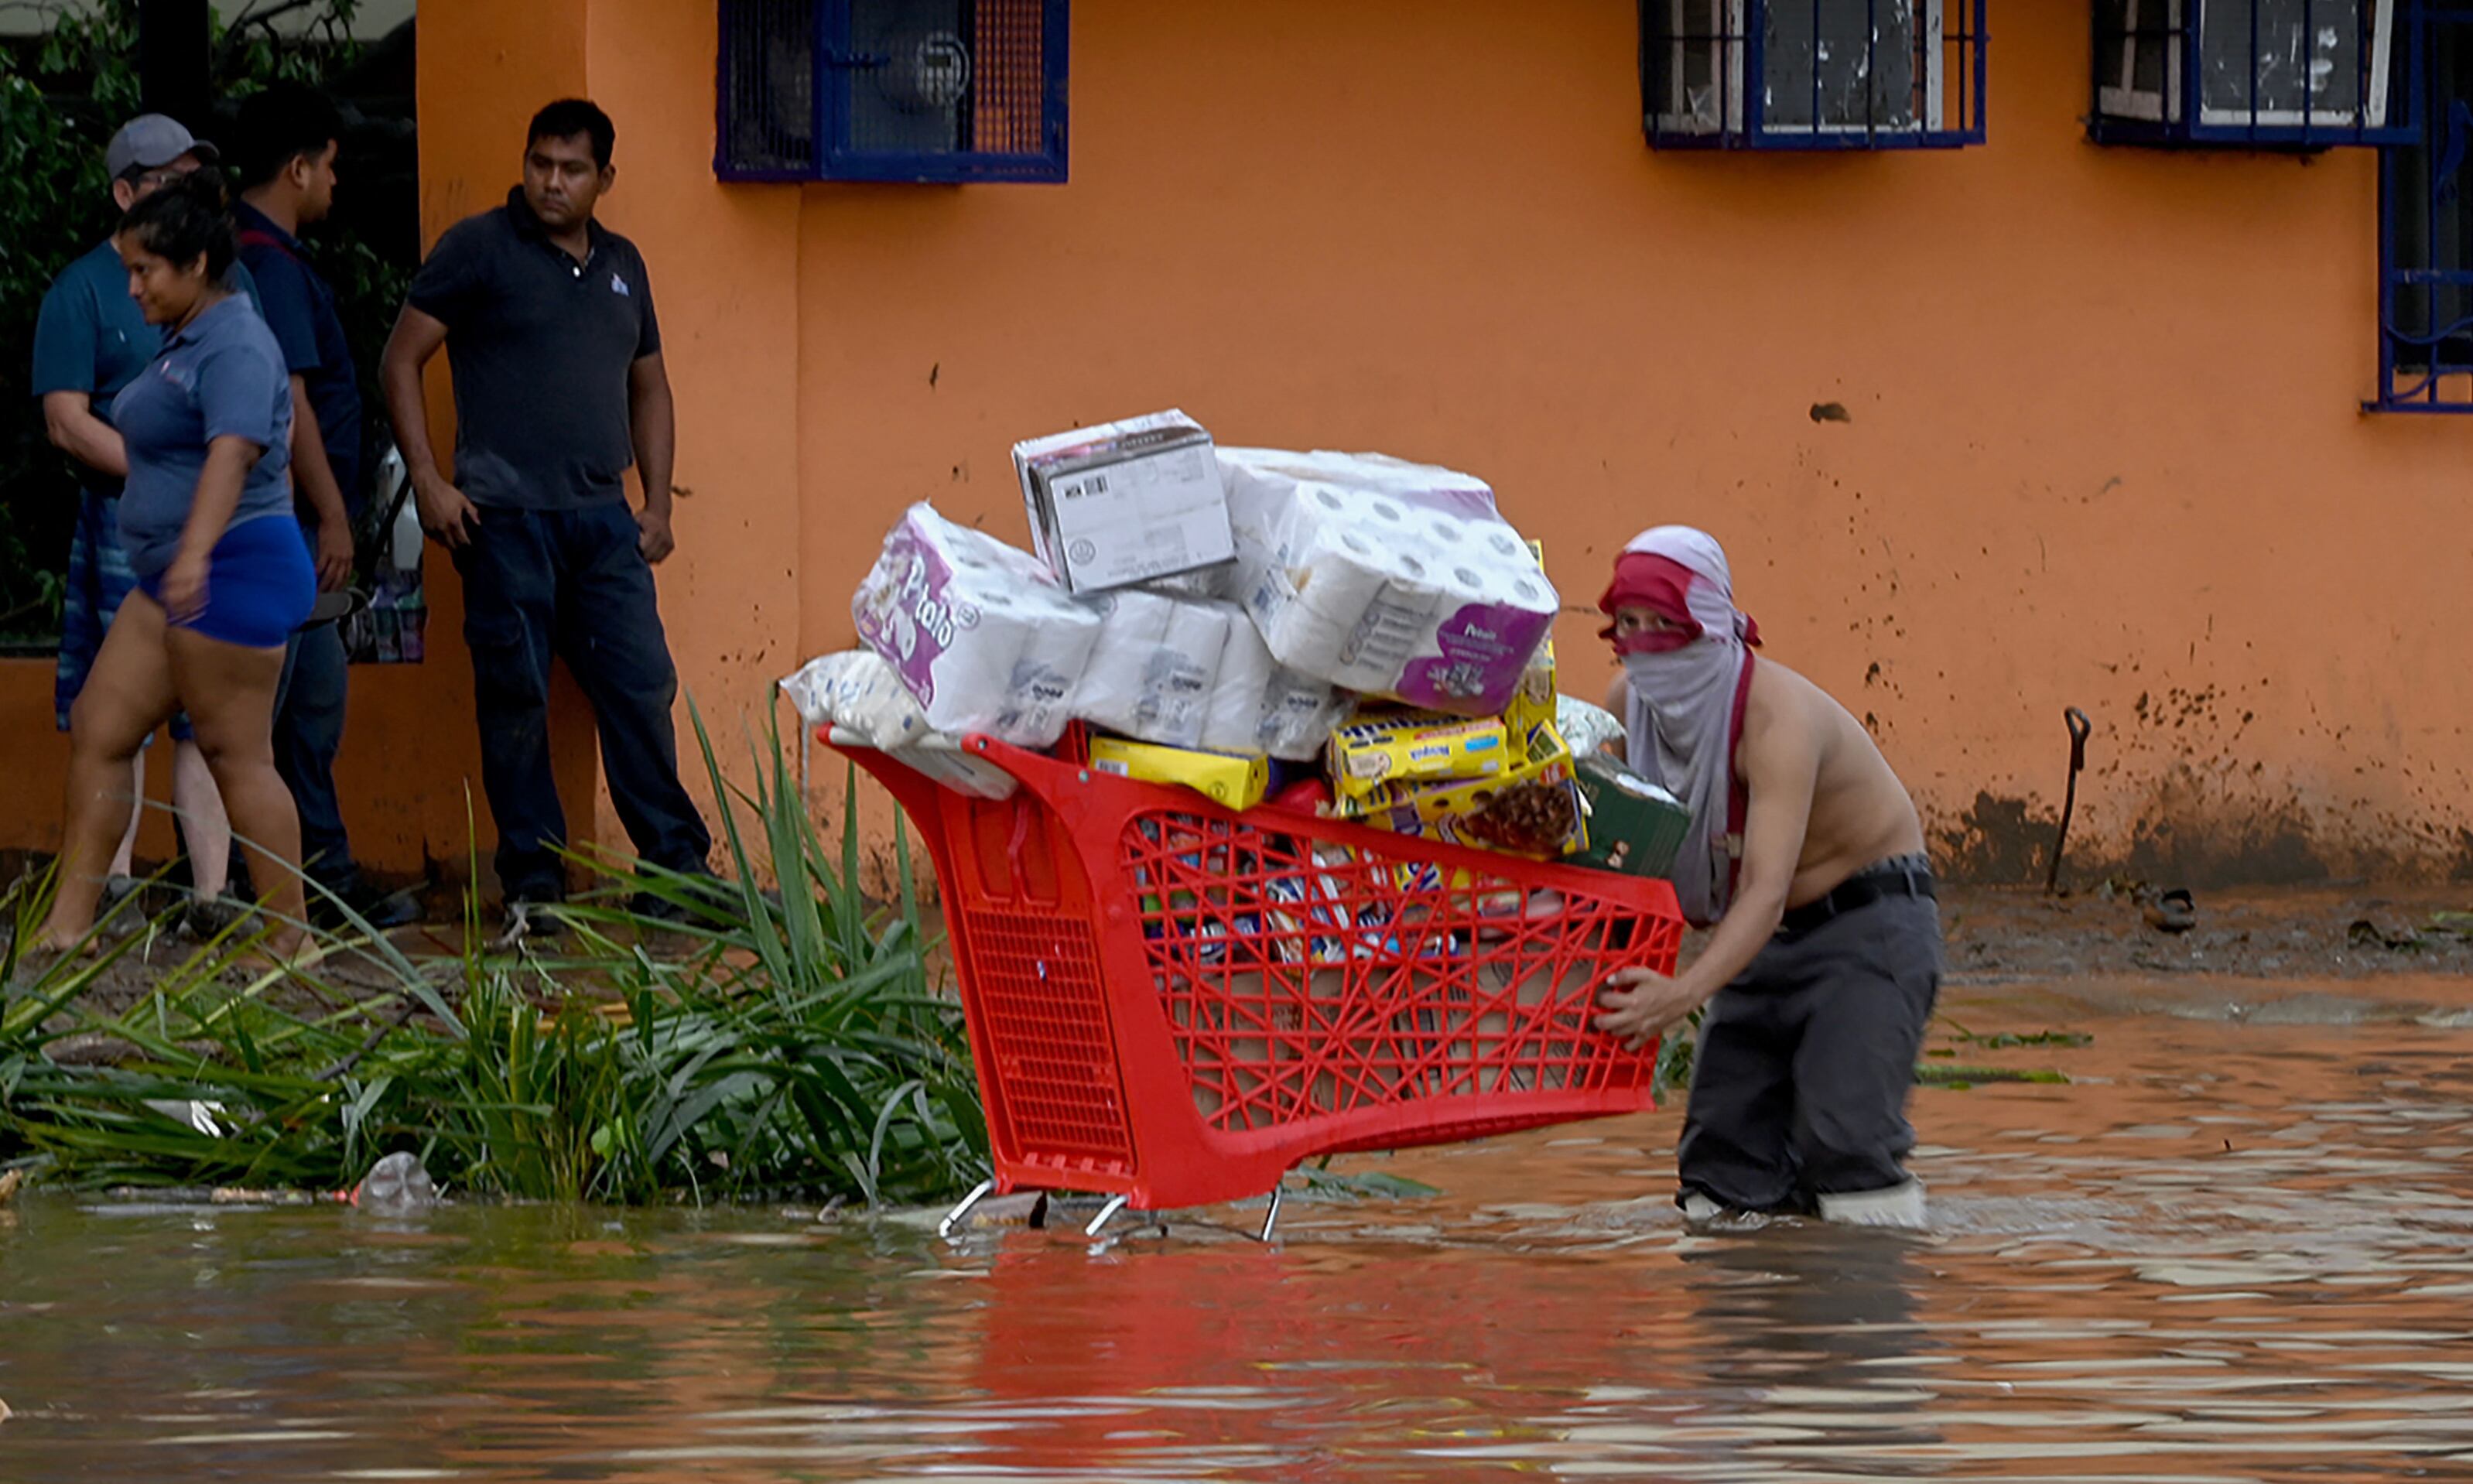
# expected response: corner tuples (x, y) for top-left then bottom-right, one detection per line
(779, 651), (933, 750)
(1077, 588), (1240, 749)
(1219, 448), (1558, 716)
(852, 503), (1102, 748)
(778, 649), (1018, 801)
(1556, 694), (1627, 758)
(1196, 602), (1348, 761)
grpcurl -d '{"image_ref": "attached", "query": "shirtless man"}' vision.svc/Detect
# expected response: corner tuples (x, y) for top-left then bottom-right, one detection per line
(1591, 526), (1940, 1226)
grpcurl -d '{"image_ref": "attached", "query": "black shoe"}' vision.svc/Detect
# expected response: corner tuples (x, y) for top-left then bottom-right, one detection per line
(631, 870), (732, 925)
(629, 891), (696, 925)
(181, 895), (255, 942)
(311, 882), (421, 932)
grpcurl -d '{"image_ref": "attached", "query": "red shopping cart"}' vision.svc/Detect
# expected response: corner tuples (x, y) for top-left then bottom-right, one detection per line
(830, 732), (1685, 1239)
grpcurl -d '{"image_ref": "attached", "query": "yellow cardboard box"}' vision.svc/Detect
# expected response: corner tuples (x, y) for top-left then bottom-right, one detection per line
(1329, 710), (1512, 802)
(1504, 636), (1556, 740)
(1358, 720), (1587, 859)
(1089, 735), (1270, 809)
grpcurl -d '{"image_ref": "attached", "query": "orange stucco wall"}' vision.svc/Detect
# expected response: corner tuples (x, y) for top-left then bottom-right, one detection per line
(773, 0), (2473, 884)
(8, 0), (2467, 889)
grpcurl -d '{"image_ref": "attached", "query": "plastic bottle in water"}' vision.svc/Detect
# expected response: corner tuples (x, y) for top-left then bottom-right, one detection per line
(354, 1151), (439, 1212)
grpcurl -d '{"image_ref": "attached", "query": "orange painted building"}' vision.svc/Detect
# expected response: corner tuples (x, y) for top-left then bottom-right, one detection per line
(8, 0), (2467, 889)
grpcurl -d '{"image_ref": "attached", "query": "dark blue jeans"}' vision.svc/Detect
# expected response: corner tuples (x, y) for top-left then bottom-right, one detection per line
(451, 502), (711, 903)
(273, 618), (359, 894)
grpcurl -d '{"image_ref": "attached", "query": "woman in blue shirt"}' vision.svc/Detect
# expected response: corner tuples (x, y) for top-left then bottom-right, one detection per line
(36, 172), (316, 958)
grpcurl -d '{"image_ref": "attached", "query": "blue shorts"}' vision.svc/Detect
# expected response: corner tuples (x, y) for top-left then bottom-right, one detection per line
(57, 490), (193, 743)
(138, 514), (316, 650)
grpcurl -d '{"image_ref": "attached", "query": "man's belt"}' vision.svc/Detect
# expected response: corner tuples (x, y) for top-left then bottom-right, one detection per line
(1777, 860), (1936, 936)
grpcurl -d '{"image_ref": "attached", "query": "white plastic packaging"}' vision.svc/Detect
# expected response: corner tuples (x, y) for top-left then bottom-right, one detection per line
(851, 503), (1103, 748)
(1199, 613), (1349, 761)
(779, 651), (933, 750)
(1076, 588), (1234, 749)
(1218, 449), (1557, 716)
(779, 650), (1018, 802)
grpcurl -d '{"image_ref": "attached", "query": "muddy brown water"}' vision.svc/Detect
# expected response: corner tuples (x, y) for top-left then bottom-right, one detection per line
(4, 980), (2471, 1482)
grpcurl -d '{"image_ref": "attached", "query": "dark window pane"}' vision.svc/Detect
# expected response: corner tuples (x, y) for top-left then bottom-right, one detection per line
(2197, 0), (2379, 121)
(723, 0), (816, 172)
(1763, 0), (1920, 131)
(2389, 22), (2473, 379)
(847, 0), (969, 155)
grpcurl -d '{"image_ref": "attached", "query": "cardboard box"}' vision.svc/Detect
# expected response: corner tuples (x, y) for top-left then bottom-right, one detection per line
(1569, 753), (1691, 878)
(1329, 710), (1512, 803)
(1088, 735), (1270, 809)
(1504, 636), (1556, 740)
(1360, 721), (1587, 860)
(1013, 410), (1236, 593)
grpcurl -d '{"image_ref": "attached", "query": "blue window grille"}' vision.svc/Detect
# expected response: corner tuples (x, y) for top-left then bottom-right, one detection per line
(2090, 0), (2414, 146)
(2376, 11), (2473, 409)
(1639, 0), (1986, 149)
(716, 0), (1068, 183)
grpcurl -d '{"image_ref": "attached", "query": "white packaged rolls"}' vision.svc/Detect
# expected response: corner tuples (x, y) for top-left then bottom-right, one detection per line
(1199, 614), (1347, 761)
(1077, 588), (1236, 750)
(1219, 449), (1557, 716)
(852, 504), (1102, 748)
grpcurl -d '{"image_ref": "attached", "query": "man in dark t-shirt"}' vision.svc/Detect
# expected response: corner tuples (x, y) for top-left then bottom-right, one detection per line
(234, 82), (412, 929)
(380, 98), (710, 927)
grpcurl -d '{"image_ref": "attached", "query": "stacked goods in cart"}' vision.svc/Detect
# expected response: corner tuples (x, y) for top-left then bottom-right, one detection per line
(793, 411), (1705, 1224)
(787, 408), (1691, 883)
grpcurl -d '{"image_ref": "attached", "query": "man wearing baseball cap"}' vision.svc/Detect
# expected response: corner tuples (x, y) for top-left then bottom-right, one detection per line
(30, 114), (259, 930)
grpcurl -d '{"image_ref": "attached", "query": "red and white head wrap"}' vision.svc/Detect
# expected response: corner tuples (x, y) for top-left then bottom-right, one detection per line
(1597, 527), (1760, 655)
(1601, 526), (1757, 927)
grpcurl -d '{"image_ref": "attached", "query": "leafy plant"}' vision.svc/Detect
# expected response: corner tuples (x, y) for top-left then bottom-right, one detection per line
(1, 707), (989, 1208)
(1652, 1006), (1699, 1093)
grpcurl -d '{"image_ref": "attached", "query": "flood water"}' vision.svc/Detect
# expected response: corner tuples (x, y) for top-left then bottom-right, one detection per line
(5, 983), (2473, 1482)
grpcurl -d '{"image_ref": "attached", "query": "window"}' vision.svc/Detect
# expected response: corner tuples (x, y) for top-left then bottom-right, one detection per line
(1640, 0), (1986, 149)
(2091, 0), (2411, 145)
(716, 0), (1068, 183)
(2376, 11), (2473, 409)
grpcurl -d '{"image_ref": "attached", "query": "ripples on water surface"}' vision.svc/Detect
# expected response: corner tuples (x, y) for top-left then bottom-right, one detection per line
(4, 997), (2471, 1481)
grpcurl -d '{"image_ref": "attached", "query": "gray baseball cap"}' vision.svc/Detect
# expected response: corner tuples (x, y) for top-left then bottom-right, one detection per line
(105, 115), (220, 180)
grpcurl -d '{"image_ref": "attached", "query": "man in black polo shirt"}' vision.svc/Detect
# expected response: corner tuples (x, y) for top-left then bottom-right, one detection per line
(379, 98), (710, 926)
(234, 81), (414, 930)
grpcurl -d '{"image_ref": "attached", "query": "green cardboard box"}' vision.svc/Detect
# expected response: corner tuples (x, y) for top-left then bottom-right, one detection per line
(1570, 754), (1691, 879)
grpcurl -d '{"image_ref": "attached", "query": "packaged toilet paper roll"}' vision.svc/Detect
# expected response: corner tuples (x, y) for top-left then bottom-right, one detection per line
(852, 503), (1102, 748)
(1078, 589), (1235, 749)
(1195, 600), (1346, 760)
(1219, 449), (1557, 716)
(1201, 607), (1274, 754)
(1259, 666), (1350, 760)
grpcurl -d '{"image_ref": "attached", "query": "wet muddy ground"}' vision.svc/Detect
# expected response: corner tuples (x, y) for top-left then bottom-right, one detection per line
(37, 881), (2473, 1030)
(1941, 884), (2473, 985)
(5, 973), (2471, 1482)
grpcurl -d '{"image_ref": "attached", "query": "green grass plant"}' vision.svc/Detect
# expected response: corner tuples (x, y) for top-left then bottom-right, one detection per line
(0, 703), (986, 1207)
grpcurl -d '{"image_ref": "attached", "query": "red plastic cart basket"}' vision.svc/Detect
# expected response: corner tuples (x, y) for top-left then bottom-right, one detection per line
(830, 732), (1685, 1237)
